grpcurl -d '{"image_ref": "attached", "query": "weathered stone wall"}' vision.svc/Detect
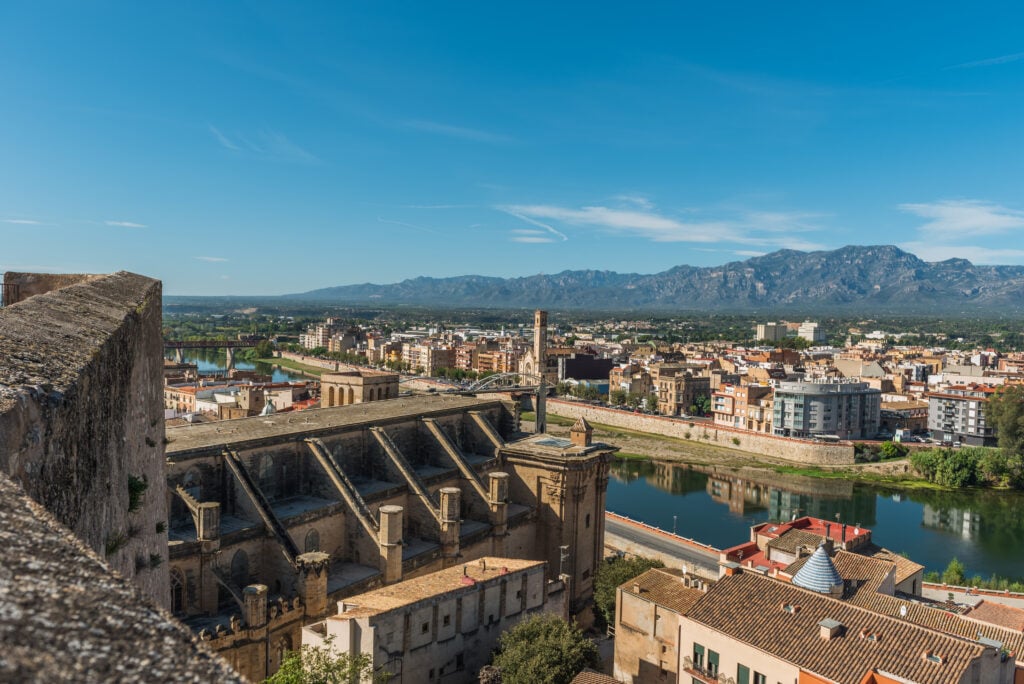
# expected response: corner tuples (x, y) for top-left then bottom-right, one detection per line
(0, 271), (170, 606)
(0, 271), (240, 681)
(2, 271), (105, 305)
(547, 399), (856, 465)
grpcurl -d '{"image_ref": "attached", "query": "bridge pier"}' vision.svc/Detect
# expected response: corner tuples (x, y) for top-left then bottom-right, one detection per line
(225, 346), (236, 370)
(174, 347), (184, 364)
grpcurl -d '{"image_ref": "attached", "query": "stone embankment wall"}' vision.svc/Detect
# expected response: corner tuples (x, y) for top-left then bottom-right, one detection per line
(547, 399), (856, 466)
(277, 350), (344, 371)
(0, 271), (170, 605)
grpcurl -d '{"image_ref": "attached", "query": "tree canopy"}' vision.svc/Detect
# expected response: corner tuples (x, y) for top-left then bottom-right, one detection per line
(491, 613), (600, 684)
(263, 637), (390, 684)
(592, 554), (664, 630)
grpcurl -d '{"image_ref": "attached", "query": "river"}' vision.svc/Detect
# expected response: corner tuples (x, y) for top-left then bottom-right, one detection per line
(166, 349), (310, 383)
(607, 459), (1024, 581)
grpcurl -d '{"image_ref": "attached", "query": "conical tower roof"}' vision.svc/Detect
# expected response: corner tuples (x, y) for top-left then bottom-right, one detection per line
(791, 542), (843, 595)
(570, 416), (593, 433)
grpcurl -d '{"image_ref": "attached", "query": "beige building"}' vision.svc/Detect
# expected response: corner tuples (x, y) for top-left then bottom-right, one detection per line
(614, 568), (708, 684)
(656, 371), (711, 417)
(165, 395), (616, 681)
(679, 566), (1017, 684)
(304, 558), (565, 683)
(321, 369), (400, 407)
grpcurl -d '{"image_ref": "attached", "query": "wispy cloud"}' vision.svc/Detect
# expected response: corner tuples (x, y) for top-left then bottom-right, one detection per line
(509, 228), (557, 244)
(2, 218), (42, 225)
(502, 203), (726, 243)
(734, 250), (767, 257)
(376, 217), (438, 234)
(208, 125), (317, 163)
(899, 241), (1024, 264)
(611, 194), (653, 210)
(404, 204), (475, 210)
(948, 51), (1024, 69)
(106, 220), (147, 228)
(499, 201), (828, 251)
(499, 209), (570, 241)
(195, 256), (229, 263)
(899, 199), (1024, 239)
(209, 124), (240, 151)
(404, 120), (512, 144)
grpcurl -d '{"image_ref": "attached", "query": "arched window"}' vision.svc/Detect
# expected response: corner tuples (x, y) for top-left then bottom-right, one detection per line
(170, 567), (186, 614)
(305, 528), (320, 553)
(231, 549), (250, 589)
(327, 386), (336, 407)
(346, 387), (355, 405)
(274, 635), (293, 674)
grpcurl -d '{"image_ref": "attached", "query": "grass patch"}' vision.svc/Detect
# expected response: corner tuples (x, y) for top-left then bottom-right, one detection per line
(256, 357), (323, 377)
(614, 452), (651, 461)
(520, 411), (575, 427)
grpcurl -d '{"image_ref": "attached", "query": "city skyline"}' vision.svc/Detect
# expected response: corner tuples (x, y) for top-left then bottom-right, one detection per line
(3, 3), (1024, 295)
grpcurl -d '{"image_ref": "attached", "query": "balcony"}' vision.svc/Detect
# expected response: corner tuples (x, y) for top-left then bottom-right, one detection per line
(682, 658), (719, 684)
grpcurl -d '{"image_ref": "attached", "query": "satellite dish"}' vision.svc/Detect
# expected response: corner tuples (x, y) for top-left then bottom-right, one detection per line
(900, 605), (908, 617)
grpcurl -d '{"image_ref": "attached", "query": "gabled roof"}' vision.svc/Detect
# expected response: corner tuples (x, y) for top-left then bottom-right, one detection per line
(618, 567), (706, 615)
(570, 416), (593, 432)
(684, 571), (987, 684)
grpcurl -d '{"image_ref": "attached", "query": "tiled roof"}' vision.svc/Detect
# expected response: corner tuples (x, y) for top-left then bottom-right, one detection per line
(685, 571), (988, 684)
(328, 557), (544, 620)
(570, 669), (619, 684)
(787, 550), (895, 601)
(860, 544), (924, 585)
(847, 586), (1024, 656)
(791, 543), (844, 594)
(618, 568), (707, 615)
(768, 528), (827, 555)
(968, 600), (1024, 632)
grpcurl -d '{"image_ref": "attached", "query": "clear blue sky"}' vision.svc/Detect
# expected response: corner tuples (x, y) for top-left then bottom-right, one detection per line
(3, 2), (1024, 295)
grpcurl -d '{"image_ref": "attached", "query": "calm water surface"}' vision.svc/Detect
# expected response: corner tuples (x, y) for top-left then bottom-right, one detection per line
(165, 349), (309, 383)
(607, 459), (1024, 580)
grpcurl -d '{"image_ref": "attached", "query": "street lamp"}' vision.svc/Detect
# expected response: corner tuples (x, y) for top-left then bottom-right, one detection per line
(673, 515), (678, 536)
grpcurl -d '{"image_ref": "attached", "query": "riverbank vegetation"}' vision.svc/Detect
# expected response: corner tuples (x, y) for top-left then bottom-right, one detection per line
(925, 558), (1024, 593)
(593, 555), (664, 631)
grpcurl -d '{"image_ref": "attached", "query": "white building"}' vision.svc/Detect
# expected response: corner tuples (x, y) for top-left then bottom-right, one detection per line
(303, 557), (566, 683)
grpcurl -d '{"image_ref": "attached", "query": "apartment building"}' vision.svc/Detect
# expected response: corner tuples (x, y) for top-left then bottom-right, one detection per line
(926, 383), (999, 446)
(711, 384), (773, 432)
(798, 320), (828, 344)
(657, 371), (711, 417)
(772, 379), (881, 440)
(756, 322), (788, 342)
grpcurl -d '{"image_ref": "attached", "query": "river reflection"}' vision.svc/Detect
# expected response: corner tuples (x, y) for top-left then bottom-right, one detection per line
(607, 459), (1024, 579)
(165, 349), (309, 383)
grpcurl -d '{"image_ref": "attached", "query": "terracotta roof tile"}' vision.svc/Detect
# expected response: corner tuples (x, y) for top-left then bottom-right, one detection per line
(619, 568), (707, 615)
(685, 571), (989, 684)
(968, 600), (1024, 632)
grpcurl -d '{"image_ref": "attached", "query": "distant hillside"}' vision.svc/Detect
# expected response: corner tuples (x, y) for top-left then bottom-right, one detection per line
(287, 245), (1024, 313)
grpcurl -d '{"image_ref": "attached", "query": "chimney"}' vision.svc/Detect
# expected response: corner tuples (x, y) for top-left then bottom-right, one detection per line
(819, 618), (844, 641)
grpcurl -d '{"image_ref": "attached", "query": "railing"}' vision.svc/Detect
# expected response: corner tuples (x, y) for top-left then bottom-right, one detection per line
(304, 438), (380, 543)
(370, 427), (442, 524)
(421, 418), (490, 503)
(222, 450), (300, 564)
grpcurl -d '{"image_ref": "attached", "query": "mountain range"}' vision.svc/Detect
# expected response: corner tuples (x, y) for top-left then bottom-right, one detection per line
(289, 245), (1024, 313)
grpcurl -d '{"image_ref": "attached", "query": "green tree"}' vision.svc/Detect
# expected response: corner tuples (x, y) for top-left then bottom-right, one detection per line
(491, 614), (599, 684)
(264, 636), (390, 684)
(609, 389), (627, 406)
(592, 555), (664, 630)
(878, 441), (908, 460)
(688, 395), (711, 417)
(941, 557), (966, 586)
(254, 339), (274, 359)
(987, 385), (1024, 486)
(935, 449), (980, 488)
